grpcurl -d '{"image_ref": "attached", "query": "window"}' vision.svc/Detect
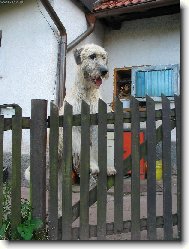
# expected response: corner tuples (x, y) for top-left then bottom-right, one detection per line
(113, 64), (180, 111)
(113, 67), (132, 110)
(131, 64), (179, 100)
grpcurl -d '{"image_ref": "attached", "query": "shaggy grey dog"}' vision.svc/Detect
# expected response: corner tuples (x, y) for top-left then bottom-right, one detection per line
(60, 43), (116, 176)
(25, 44), (116, 215)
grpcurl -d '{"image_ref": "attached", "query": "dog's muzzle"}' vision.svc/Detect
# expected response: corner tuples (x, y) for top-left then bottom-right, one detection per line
(92, 66), (108, 87)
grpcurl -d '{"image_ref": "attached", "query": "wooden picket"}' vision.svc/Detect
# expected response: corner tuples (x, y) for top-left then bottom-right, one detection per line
(0, 96), (181, 241)
(80, 101), (90, 240)
(114, 98), (123, 233)
(146, 96), (157, 240)
(130, 96), (141, 240)
(48, 102), (59, 240)
(97, 99), (107, 240)
(30, 100), (47, 223)
(62, 102), (73, 240)
(162, 95), (173, 240)
(0, 115), (3, 227)
(174, 95), (181, 239)
(11, 106), (22, 235)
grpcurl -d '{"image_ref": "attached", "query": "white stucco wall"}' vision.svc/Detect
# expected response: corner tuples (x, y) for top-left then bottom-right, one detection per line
(0, 0), (58, 153)
(54, 0), (105, 93)
(0, 0), (57, 116)
(101, 13), (180, 104)
(0, 2), (179, 153)
(0, 0), (104, 153)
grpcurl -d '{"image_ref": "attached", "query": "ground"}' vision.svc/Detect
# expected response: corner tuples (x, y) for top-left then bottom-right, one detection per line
(21, 175), (179, 240)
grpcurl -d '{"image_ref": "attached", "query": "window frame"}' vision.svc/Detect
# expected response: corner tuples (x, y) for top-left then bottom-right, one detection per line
(131, 64), (180, 101)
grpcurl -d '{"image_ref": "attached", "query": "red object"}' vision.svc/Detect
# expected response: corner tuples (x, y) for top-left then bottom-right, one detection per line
(94, 0), (150, 11)
(123, 131), (146, 180)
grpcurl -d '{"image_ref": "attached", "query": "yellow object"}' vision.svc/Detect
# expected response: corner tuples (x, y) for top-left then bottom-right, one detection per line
(156, 160), (162, 181)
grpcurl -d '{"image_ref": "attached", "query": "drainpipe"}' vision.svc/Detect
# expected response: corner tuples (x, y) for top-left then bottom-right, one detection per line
(40, 1), (96, 107)
(40, 0), (67, 108)
(67, 14), (96, 52)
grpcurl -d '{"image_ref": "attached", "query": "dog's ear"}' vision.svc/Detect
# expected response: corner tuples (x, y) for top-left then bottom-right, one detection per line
(74, 48), (83, 65)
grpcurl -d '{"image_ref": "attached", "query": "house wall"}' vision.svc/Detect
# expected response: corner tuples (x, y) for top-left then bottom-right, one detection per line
(0, 0), (57, 154)
(103, 13), (180, 170)
(0, 0), (57, 117)
(101, 13), (180, 105)
(0, 0), (104, 153)
(54, 0), (105, 94)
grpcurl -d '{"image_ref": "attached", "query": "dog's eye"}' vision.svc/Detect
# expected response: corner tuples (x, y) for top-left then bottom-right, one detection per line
(89, 53), (96, 60)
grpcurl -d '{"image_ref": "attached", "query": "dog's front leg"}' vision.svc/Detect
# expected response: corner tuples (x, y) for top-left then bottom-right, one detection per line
(90, 159), (100, 175)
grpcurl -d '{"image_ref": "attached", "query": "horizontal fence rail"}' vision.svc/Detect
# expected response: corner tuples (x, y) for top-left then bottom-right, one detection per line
(0, 95), (180, 241)
(3, 109), (177, 131)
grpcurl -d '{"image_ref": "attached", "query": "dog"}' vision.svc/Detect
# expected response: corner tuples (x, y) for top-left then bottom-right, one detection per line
(24, 43), (116, 216)
(59, 43), (116, 177)
(25, 44), (116, 181)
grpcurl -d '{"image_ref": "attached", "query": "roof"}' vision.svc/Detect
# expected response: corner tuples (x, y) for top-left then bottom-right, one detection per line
(94, 0), (156, 11)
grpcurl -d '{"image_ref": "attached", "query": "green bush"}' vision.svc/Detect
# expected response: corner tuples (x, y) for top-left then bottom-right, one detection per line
(0, 183), (47, 240)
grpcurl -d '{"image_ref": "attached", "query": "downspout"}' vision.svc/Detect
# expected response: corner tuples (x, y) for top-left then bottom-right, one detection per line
(40, 1), (96, 107)
(67, 14), (96, 52)
(40, 0), (67, 108)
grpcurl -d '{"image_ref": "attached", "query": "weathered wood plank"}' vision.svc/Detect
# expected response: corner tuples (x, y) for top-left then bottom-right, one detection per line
(3, 108), (176, 131)
(11, 106), (22, 234)
(48, 102), (59, 240)
(97, 99), (107, 240)
(0, 116), (4, 227)
(69, 214), (178, 240)
(70, 109), (176, 127)
(174, 94), (181, 240)
(72, 120), (176, 223)
(62, 102), (73, 240)
(162, 95), (173, 240)
(146, 96), (157, 240)
(131, 96), (140, 240)
(3, 117), (30, 131)
(114, 98), (123, 233)
(80, 101), (90, 240)
(30, 99), (47, 223)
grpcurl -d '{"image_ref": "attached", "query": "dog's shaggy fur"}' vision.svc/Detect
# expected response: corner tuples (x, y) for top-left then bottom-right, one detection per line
(59, 43), (116, 176)
(25, 44), (116, 215)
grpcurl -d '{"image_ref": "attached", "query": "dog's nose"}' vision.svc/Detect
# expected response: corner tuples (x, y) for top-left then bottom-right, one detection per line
(100, 66), (108, 76)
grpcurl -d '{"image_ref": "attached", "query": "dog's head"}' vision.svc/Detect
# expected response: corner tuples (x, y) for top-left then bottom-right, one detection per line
(74, 44), (109, 88)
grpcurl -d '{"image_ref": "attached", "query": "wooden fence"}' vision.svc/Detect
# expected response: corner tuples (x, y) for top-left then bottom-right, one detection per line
(0, 95), (181, 240)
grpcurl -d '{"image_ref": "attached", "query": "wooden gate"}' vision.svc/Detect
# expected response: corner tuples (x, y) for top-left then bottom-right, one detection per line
(0, 95), (181, 240)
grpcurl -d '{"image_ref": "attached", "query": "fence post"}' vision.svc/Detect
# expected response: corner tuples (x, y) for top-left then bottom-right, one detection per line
(114, 98), (123, 233)
(97, 99), (107, 240)
(80, 100), (90, 240)
(162, 95), (173, 240)
(11, 106), (22, 235)
(174, 95), (181, 239)
(146, 95), (156, 240)
(48, 101), (59, 240)
(30, 99), (47, 224)
(131, 96), (140, 240)
(0, 116), (4, 227)
(62, 102), (73, 240)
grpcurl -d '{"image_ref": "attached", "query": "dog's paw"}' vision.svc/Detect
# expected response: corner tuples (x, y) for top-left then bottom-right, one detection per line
(107, 167), (117, 176)
(24, 167), (30, 181)
(90, 163), (100, 175)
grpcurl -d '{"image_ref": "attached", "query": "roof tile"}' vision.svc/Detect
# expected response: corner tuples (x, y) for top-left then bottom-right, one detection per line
(94, 0), (153, 11)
